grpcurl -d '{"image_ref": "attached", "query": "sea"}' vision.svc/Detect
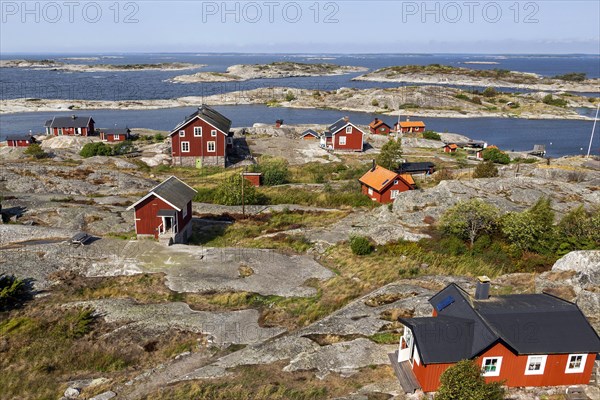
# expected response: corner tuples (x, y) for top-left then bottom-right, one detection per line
(1, 53), (599, 157)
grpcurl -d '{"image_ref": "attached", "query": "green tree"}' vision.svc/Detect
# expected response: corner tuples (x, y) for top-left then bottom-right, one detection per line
(436, 359), (505, 400)
(79, 142), (113, 158)
(482, 148), (510, 164)
(556, 206), (600, 254)
(23, 143), (48, 159)
(473, 161), (499, 178)
(214, 174), (258, 206)
(501, 198), (555, 253)
(439, 199), (499, 247)
(422, 130), (441, 140)
(376, 138), (403, 170)
(0, 274), (31, 311)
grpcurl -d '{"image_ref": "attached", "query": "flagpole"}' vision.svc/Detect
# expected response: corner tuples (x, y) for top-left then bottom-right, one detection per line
(586, 102), (600, 158)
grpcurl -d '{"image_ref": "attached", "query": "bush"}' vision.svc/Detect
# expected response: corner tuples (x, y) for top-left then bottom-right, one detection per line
(553, 72), (586, 82)
(214, 174), (259, 206)
(80, 142), (113, 158)
(350, 236), (373, 255)
(112, 140), (134, 155)
(439, 199), (499, 246)
(371, 99), (379, 106)
(23, 143), (48, 159)
(284, 91), (296, 101)
(436, 359), (505, 400)
(473, 161), (499, 178)
(542, 94), (568, 107)
(0, 274), (31, 311)
(255, 158), (290, 186)
(422, 130), (441, 140)
(153, 133), (165, 142)
(482, 87), (497, 97)
(501, 198), (555, 253)
(482, 148), (510, 164)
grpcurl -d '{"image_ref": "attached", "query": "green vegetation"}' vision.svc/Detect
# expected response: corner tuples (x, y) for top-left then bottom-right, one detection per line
(250, 157), (290, 186)
(79, 142), (113, 157)
(375, 138), (403, 170)
(473, 161), (499, 178)
(552, 72), (586, 82)
(214, 174), (258, 206)
(501, 198), (555, 254)
(482, 147), (510, 164)
(350, 236), (373, 256)
(0, 274), (31, 311)
(542, 94), (568, 107)
(422, 130), (441, 141)
(370, 99), (379, 106)
(439, 199), (499, 247)
(436, 359), (505, 400)
(23, 143), (48, 159)
(284, 90), (296, 102)
(482, 87), (497, 97)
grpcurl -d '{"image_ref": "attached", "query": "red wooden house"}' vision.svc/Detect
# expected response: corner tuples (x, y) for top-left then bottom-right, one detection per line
(6, 134), (36, 147)
(369, 118), (391, 135)
(44, 115), (95, 136)
(99, 127), (131, 142)
(300, 129), (320, 140)
(392, 278), (600, 393)
(359, 163), (415, 204)
(169, 105), (232, 168)
(394, 118), (425, 134)
(320, 117), (364, 152)
(126, 176), (197, 245)
(443, 143), (458, 153)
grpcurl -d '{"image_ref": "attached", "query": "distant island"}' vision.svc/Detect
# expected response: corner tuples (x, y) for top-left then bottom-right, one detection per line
(353, 64), (600, 93)
(0, 59), (206, 72)
(171, 62), (367, 83)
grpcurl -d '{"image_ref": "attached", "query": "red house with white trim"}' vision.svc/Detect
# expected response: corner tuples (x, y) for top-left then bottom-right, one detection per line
(169, 105), (232, 167)
(394, 118), (425, 134)
(320, 117), (364, 152)
(359, 164), (415, 204)
(6, 134), (36, 147)
(391, 278), (600, 393)
(126, 176), (197, 245)
(99, 127), (131, 142)
(369, 118), (391, 135)
(44, 115), (95, 136)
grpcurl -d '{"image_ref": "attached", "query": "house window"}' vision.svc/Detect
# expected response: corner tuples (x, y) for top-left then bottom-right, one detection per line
(339, 136), (346, 145)
(482, 357), (502, 377)
(368, 187), (373, 196)
(394, 180), (398, 185)
(194, 127), (202, 137)
(182, 205), (188, 219)
(565, 354), (587, 374)
(207, 141), (216, 152)
(181, 142), (190, 152)
(179, 130), (185, 137)
(391, 190), (399, 199)
(211, 129), (217, 137)
(346, 126), (352, 134)
(525, 355), (547, 375)
(114, 134), (120, 141)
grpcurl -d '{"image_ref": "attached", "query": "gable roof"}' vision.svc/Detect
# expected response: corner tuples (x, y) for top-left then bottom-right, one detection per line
(325, 118), (365, 137)
(401, 283), (600, 364)
(46, 115), (94, 128)
(396, 162), (435, 174)
(6, 134), (35, 142)
(445, 143), (458, 149)
(300, 129), (320, 138)
(170, 105), (232, 136)
(100, 127), (130, 135)
(399, 173), (415, 186)
(398, 120), (425, 128)
(359, 165), (399, 192)
(127, 176), (197, 212)
(369, 119), (390, 129)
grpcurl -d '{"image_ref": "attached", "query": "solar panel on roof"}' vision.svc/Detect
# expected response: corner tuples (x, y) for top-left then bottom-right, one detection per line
(436, 295), (455, 312)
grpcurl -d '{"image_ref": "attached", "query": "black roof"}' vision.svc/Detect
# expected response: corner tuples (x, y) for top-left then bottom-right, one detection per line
(127, 176), (197, 212)
(6, 134), (35, 141)
(396, 162), (435, 173)
(171, 105), (232, 135)
(100, 128), (130, 135)
(45, 115), (94, 128)
(301, 129), (320, 138)
(327, 118), (349, 134)
(401, 283), (600, 364)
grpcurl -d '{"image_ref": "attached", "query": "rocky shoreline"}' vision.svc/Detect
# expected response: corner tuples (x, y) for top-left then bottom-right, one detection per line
(0, 59), (206, 72)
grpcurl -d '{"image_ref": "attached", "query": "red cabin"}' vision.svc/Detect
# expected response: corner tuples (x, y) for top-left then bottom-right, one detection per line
(300, 129), (320, 140)
(392, 278), (600, 394)
(126, 176), (197, 245)
(359, 163), (415, 204)
(99, 128), (131, 142)
(394, 117), (425, 134)
(320, 117), (364, 152)
(170, 105), (232, 168)
(443, 143), (458, 153)
(369, 118), (391, 135)
(44, 115), (95, 136)
(6, 134), (36, 147)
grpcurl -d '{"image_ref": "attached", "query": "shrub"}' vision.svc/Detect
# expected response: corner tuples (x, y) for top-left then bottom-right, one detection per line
(454, 93), (470, 101)
(482, 148), (510, 164)
(376, 138), (403, 170)
(439, 199), (499, 247)
(473, 161), (499, 178)
(0, 274), (31, 311)
(371, 99), (379, 106)
(350, 236), (373, 255)
(542, 94), (568, 107)
(112, 140), (134, 155)
(153, 133), (165, 142)
(214, 174), (259, 206)
(482, 87), (497, 97)
(553, 72), (586, 82)
(256, 158), (290, 186)
(501, 198), (555, 253)
(284, 91), (296, 102)
(80, 142), (112, 158)
(422, 130), (441, 140)
(436, 359), (505, 400)
(24, 143), (48, 159)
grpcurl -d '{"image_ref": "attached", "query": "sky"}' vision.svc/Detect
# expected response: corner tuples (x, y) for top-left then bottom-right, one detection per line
(1, 1), (599, 54)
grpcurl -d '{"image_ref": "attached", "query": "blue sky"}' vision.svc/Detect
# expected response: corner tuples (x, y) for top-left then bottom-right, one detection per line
(1, 1), (599, 53)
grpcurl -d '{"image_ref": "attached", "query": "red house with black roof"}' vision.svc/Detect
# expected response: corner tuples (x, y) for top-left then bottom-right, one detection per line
(99, 127), (131, 142)
(6, 134), (36, 147)
(320, 117), (364, 152)
(126, 176), (197, 245)
(44, 115), (95, 136)
(169, 105), (232, 167)
(369, 118), (391, 135)
(391, 277), (600, 393)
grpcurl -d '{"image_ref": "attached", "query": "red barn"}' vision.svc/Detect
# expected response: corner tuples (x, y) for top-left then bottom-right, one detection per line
(99, 128), (131, 142)
(359, 164), (415, 204)
(126, 176), (197, 245)
(369, 118), (391, 135)
(44, 115), (95, 136)
(169, 105), (232, 168)
(320, 117), (364, 152)
(6, 134), (36, 147)
(391, 278), (600, 394)
(394, 118), (425, 134)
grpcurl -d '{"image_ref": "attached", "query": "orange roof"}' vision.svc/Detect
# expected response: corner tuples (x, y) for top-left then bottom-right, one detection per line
(446, 143), (458, 149)
(399, 173), (415, 186)
(399, 121), (425, 128)
(369, 119), (388, 129)
(359, 165), (398, 192)
(487, 145), (498, 149)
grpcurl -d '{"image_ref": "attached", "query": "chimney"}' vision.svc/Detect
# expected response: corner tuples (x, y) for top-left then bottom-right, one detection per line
(343, 116), (349, 122)
(374, 117), (379, 122)
(475, 276), (491, 300)
(371, 159), (376, 171)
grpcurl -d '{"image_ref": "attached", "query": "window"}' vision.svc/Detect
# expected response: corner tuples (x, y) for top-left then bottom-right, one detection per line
(391, 190), (399, 199)
(525, 355), (547, 375)
(368, 187), (373, 196)
(339, 136), (346, 145)
(179, 130), (185, 137)
(182, 205), (188, 219)
(346, 126), (352, 134)
(181, 142), (190, 152)
(194, 127), (202, 137)
(207, 141), (216, 152)
(211, 129), (217, 137)
(394, 180), (398, 185)
(482, 357), (502, 377)
(113, 134), (120, 141)
(565, 354), (587, 374)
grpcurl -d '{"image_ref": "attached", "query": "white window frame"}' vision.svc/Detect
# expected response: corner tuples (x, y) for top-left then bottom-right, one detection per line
(211, 129), (217, 137)
(482, 357), (502, 377)
(194, 127), (202, 137)
(367, 187), (373, 196)
(525, 355), (547, 375)
(179, 130), (185, 137)
(565, 354), (587, 374)
(182, 204), (188, 219)
(339, 136), (347, 145)
(113, 134), (120, 141)
(391, 190), (400, 199)
(181, 141), (190, 153)
(346, 126), (352, 134)
(207, 141), (216, 152)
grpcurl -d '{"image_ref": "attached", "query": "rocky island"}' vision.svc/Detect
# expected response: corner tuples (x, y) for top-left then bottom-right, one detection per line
(170, 61), (367, 83)
(0, 59), (206, 72)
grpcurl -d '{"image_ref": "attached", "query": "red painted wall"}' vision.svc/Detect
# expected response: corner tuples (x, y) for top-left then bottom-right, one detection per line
(171, 118), (226, 159)
(51, 123), (93, 137)
(361, 177), (413, 204)
(101, 133), (127, 142)
(7, 140), (30, 147)
(133, 194), (191, 239)
(412, 358), (454, 392)
(333, 125), (363, 151)
(370, 124), (391, 135)
(243, 174), (261, 187)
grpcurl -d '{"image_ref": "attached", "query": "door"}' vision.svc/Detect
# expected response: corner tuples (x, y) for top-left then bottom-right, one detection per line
(196, 158), (202, 169)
